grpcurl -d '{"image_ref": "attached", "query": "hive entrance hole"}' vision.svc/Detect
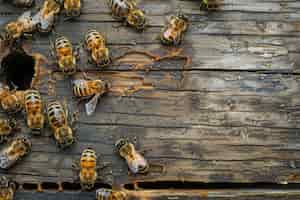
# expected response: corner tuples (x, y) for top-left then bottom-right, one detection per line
(1, 50), (35, 90)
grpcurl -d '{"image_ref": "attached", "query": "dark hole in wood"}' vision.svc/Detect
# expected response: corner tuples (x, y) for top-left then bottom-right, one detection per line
(22, 183), (37, 190)
(1, 49), (35, 90)
(125, 181), (300, 190)
(61, 182), (82, 191)
(41, 182), (59, 190)
(94, 182), (112, 189)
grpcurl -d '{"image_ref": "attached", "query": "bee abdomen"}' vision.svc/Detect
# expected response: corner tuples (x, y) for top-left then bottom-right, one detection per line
(55, 36), (72, 49)
(47, 101), (67, 128)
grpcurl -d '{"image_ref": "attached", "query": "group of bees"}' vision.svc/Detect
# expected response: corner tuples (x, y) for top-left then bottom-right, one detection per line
(0, 138), (149, 199)
(0, 0), (215, 199)
(1, 0), (192, 47)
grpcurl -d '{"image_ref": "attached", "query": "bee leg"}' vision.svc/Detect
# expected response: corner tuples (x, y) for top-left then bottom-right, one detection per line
(74, 43), (83, 61)
(71, 161), (80, 170)
(0, 136), (4, 144)
(82, 72), (93, 80)
(97, 161), (111, 171)
(87, 57), (94, 65)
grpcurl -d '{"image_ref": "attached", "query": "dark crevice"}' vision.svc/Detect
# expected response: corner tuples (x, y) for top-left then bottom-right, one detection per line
(1, 49), (35, 90)
(22, 183), (38, 190)
(41, 182), (59, 190)
(124, 181), (300, 190)
(61, 182), (82, 191)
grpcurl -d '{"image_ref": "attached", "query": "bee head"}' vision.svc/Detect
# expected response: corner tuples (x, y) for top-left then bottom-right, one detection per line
(16, 136), (32, 151)
(67, 9), (81, 17)
(0, 176), (9, 188)
(81, 183), (94, 190)
(56, 126), (74, 148)
(172, 15), (188, 31)
(8, 119), (17, 129)
(1, 98), (22, 114)
(0, 83), (9, 98)
(96, 188), (112, 198)
(127, 9), (146, 30)
(93, 47), (110, 67)
(115, 138), (129, 151)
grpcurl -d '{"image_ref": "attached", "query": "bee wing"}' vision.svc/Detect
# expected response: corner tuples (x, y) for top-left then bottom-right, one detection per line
(39, 14), (55, 31)
(85, 93), (100, 116)
(31, 13), (41, 26)
(72, 79), (85, 86)
(0, 153), (14, 169)
(18, 11), (31, 20)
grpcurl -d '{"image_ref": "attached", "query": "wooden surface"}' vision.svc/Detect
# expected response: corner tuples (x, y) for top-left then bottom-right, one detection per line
(1, 0), (300, 199)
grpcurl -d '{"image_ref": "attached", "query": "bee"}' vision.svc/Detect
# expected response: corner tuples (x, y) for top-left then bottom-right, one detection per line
(0, 83), (24, 113)
(24, 90), (45, 135)
(0, 118), (17, 143)
(4, 11), (37, 41)
(200, 0), (220, 10)
(63, 0), (81, 17)
(115, 138), (149, 174)
(11, 0), (35, 7)
(96, 188), (127, 200)
(1, 90), (25, 114)
(0, 176), (16, 200)
(0, 136), (31, 169)
(85, 30), (111, 67)
(72, 79), (109, 116)
(52, 36), (77, 75)
(160, 14), (189, 46)
(47, 100), (74, 149)
(34, 0), (61, 33)
(75, 148), (98, 190)
(108, 0), (146, 30)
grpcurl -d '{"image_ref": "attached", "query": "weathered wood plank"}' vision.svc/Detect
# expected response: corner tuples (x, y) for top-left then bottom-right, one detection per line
(12, 189), (300, 200)
(1, 0), (300, 14)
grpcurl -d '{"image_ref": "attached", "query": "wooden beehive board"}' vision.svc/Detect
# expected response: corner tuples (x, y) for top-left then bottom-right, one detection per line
(1, 0), (300, 199)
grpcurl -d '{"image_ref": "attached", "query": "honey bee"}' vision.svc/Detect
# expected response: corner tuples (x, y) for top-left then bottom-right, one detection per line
(72, 79), (109, 116)
(52, 36), (77, 75)
(108, 0), (146, 30)
(85, 30), (111, 67)
(47, 100), (74, 149)
(0, 90), (25, 114)
(0, 176), (16, 200)
(75, 148), (98, 190)
(96, 188), (127, 200)
(0, 118), (17, 143)
(4, 11), (38, 41)
(33, 0), (61, 33)
(10, 0), (35, 7)
(0, 83), (24, 114)
(160, 14), (189, 46)
(24, 90), (45, 135)
(115, 138), (149, 174)
(0, 136), (31, 169)
(63, 0), (81, 17)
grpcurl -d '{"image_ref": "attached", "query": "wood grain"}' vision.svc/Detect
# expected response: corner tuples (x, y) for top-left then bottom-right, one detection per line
(0, 0), (300, 198)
